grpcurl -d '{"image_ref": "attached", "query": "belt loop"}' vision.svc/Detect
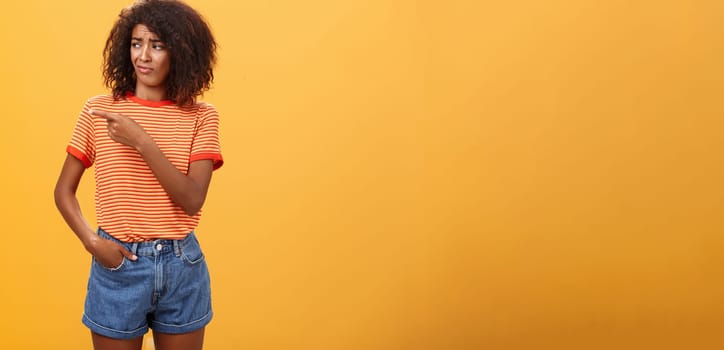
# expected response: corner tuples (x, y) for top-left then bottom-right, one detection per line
(173, 239), (182, 257)
(130, 242), (139, 255)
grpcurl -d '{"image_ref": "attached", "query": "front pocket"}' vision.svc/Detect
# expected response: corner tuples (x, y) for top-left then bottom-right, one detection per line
(181, 235), (205, 265)
(94, 256), (126, 271)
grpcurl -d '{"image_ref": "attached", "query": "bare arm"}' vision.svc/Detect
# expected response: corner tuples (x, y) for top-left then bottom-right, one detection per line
(91, 109), (214, 216)
(54, 154), (137, 266)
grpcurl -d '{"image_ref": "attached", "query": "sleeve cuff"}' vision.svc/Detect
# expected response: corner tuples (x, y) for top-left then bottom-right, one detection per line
(190, 153), (224, 170)
(66, 145), (92, 168)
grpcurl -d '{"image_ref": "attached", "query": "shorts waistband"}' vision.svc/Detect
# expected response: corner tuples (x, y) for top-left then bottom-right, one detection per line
(97, 228), (193, 257)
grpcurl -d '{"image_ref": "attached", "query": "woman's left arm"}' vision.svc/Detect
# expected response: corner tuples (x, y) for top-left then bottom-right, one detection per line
(91, 109), (213, 216)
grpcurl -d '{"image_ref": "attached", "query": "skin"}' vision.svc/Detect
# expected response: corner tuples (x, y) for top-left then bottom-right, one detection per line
(129, 24), (170, 101)
(54, 24), (211, 350)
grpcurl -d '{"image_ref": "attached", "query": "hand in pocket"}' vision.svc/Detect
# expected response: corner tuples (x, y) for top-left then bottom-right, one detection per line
(88, 236), (137, 269)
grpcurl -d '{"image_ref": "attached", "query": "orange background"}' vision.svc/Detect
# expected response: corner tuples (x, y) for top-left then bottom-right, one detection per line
(1, 0), (723, 349)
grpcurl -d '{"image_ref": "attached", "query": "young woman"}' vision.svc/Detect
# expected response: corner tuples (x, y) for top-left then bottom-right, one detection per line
(54, 1), (222, 349)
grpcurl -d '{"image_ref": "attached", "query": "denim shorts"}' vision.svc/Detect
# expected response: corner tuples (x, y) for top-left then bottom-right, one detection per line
(82, 228), (212, 340)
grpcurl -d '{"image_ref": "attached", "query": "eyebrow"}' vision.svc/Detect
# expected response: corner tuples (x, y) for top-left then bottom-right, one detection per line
(131, 37), (164, 42)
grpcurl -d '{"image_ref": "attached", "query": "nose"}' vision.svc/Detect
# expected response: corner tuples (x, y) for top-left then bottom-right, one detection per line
(139, 45), (151, 62)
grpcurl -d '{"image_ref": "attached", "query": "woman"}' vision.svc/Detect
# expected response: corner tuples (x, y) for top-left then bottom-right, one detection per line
(54, 1), (222, 349)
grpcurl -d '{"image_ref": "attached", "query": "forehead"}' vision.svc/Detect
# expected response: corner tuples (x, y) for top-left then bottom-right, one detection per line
(131, 24), (160, 39)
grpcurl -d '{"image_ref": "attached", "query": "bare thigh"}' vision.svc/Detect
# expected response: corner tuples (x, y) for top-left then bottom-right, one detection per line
(91, 332), (143, 350)
(153, 327), (205, 350)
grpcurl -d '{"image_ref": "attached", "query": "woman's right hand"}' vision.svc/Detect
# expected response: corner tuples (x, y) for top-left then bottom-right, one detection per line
(86, 236), (138, 269)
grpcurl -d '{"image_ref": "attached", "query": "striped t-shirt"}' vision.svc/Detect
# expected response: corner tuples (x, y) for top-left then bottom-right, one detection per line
(67, 93), (223, 242)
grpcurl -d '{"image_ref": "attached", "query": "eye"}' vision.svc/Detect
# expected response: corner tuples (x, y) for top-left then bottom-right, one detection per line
(131, 42), (142, 48)
(153, 44), (166, 50)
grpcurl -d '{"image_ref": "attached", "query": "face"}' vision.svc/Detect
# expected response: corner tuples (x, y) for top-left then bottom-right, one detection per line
(130, 24), (171, 97)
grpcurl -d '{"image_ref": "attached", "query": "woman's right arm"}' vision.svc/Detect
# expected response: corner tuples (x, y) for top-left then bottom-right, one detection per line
(54, 154), (137, 266)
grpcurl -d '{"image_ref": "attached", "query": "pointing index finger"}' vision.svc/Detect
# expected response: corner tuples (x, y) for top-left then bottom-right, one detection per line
(90, 109), (116, 120)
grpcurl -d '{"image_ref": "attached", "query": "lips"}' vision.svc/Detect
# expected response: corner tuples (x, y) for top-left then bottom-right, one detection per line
(136, 66), (154, 74)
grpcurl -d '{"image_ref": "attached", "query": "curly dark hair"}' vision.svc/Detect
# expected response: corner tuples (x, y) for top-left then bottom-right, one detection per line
(103, 0), (217, 107)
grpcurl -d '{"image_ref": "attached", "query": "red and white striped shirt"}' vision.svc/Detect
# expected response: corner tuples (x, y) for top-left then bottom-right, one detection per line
(67, 93), (223, 242)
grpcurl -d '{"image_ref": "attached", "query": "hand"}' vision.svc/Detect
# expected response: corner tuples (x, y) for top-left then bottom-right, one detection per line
(86, 236), (138, 269)
(91, 109), (150, 150)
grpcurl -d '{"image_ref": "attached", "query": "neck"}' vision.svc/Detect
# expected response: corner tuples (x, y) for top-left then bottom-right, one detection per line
(134, 86), (167, 102)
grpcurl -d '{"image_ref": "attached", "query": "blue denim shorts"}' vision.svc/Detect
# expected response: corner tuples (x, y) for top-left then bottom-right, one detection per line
(82, 228), (212, 340)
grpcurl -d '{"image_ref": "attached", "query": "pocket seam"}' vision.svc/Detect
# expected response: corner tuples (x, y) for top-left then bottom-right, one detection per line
(94, 256), (126, 271)
(181, 253), (205, 265)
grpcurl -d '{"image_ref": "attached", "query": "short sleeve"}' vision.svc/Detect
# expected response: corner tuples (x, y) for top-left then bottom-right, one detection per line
(66, 100), (96, 168)
(190, 103), (224, 170)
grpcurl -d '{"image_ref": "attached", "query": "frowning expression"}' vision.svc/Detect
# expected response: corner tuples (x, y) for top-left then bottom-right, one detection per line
(130, 24), (171, 93)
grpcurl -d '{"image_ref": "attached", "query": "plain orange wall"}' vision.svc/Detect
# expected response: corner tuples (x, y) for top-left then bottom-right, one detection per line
(1, 0), (723, 349)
